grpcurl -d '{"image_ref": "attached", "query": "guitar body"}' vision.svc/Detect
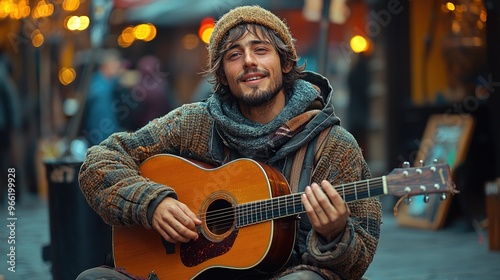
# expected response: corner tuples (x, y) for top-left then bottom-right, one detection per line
(113, 154), (296, 279)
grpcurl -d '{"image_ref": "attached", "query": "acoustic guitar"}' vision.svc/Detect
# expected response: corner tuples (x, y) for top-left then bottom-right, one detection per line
(113, 154), (455, 279)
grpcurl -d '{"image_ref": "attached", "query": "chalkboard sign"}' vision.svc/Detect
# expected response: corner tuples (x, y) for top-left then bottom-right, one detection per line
(396, 114), (475, 230)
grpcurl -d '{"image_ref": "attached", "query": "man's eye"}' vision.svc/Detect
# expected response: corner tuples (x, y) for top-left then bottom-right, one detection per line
(225, 52), (240, 60)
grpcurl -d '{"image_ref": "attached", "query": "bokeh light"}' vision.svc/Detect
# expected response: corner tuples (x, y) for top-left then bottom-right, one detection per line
(350, 35), (369, 53)
(31, 29), (44, 47)
(62, 0), (80, 11)
(198, 17), (215, 44)
(182, 33), (199, 50)
(59, 67), (76, 85)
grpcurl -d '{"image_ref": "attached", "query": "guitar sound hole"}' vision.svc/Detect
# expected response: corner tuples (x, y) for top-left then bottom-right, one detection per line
(206, 199), (234, 235)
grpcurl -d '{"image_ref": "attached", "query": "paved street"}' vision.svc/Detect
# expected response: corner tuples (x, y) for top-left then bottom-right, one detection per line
(1, 194), (51, 280)
(1, 194), (500, 280)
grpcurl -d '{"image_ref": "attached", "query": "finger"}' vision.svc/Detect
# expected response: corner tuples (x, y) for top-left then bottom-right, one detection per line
(302, 185), (324, 224)
(321, 180), (349, 215)
(172, 220), (198, 242)
(311, 181), (334, 210)
(311, 183), (337, 225)
(153, 219), (183, 243)
(164, 200), (200, 238)
(165, 224), (191, 243)
(301, 190), (317, 223)
(154, 205), (199, 242)
(163, 216), (197, 243)
(165, 211), (199, 242)
(178, 203), (202, 226)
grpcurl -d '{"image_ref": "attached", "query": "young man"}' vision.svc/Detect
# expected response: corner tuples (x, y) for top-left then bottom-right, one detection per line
(77, 5), (381, 280)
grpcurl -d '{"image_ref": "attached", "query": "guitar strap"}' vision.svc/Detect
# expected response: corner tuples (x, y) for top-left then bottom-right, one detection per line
(289, 126), (332, 193)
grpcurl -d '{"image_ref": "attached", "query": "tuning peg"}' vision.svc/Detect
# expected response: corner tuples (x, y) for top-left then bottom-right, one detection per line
(433, 159), (439, 164)
(440, 193), (447, 201)
(402, 161), (410, 168)
(419, 160), (424, 166)
(403, 196), (412, 205)
(423, 194), (430, 203)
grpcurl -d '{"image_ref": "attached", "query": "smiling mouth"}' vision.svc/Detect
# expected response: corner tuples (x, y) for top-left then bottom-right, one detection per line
(239, 70), (268, 83)
(243, 76), (264, 82)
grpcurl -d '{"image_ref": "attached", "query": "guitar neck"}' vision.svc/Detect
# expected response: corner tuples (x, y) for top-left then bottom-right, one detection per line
(235, 176), (387, 228)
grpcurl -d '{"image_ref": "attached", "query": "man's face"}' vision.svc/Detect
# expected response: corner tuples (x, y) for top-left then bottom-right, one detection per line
(221, 28), (291, 107)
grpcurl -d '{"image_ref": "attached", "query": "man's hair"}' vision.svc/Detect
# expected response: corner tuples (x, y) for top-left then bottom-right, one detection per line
(204, 23), (305, 100)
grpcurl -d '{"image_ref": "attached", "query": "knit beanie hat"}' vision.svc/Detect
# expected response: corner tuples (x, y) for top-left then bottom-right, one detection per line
(207, 5), (298, 70)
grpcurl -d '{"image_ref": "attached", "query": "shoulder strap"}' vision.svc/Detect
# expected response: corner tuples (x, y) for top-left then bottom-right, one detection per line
(314, 126), (331, 165)
(290, 143), (307, 193)
(289, 126), (331, 193)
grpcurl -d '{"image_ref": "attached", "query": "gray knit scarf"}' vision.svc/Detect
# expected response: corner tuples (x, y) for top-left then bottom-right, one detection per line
(206, 79), (320, 161)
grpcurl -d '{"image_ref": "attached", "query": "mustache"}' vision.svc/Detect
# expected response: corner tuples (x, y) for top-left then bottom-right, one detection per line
(237, 69), (269, 82)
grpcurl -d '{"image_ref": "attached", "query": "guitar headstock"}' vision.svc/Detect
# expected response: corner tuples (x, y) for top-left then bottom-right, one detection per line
(385, 163), (457, 200)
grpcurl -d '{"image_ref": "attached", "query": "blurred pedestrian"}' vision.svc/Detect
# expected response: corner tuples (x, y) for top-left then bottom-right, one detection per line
(81, 49), (124, 146)
(135, 55), (171, 127)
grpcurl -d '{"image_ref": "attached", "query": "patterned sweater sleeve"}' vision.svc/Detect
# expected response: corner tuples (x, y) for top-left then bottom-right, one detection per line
(302, 125), (382, 279)
(78, 104), (212, 229)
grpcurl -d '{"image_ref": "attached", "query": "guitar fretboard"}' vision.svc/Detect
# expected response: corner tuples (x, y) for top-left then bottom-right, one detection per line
(235, 177), (387, 227)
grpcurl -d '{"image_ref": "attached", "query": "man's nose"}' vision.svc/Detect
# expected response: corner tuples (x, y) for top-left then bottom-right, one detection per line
(243, 52), (257, 68)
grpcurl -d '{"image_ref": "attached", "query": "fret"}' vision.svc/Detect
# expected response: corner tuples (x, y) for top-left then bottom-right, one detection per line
(236, 205), (240, 227)
(298, 200), (304, 214)
(276, 197), (281, 217)
(265, 200), (269, 220)
(237, 204), (241, 227)
(279, 196), (283, 217)
(367, 179), (371, 197)
(371, 178), (385, 197)
(354, 181), (358, 201)
(257, 202), (261, 223)
(272, 200), (277, 218)
(285, 196), (288, 216)
(285, 195), (295, 216)
(281, 196), (285, 216)
(239, 204), (243, 226)
(246, 203), (251, 225)
(239, 204), (245, 227)
(253, 201), (259, 223)
(259, 201), (266, 221)
(243, 203), (247, 226)
(255, 202), (260, 223)
(249, 203), (253, 225)
(270, 199), (275, 219)
(245, 203), (249, 225)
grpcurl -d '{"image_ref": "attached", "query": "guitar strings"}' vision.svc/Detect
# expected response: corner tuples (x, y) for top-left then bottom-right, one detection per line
(199, 177), (384, 226)
(196, 177), (385, 229)
(198, 177), (384, 225)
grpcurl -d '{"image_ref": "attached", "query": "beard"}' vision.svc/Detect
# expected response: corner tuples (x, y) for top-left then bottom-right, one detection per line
(235, 70), (284, 108)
